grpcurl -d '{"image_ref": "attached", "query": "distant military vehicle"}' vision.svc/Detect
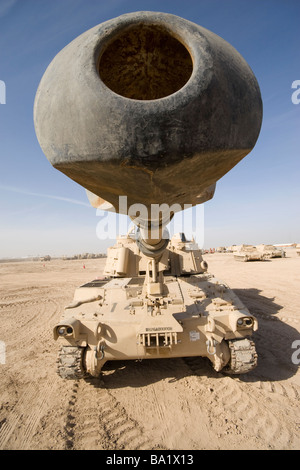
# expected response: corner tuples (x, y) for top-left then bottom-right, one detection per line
(40, 255), (51, 262)
(34, 11), (262, 378)
(256, 244), (285, 258)
(234, 245), (265, 262)
(296, 244), (300, 256)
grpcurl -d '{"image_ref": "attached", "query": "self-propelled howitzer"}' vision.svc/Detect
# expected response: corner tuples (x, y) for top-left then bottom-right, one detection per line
(34, 11), (262, 378)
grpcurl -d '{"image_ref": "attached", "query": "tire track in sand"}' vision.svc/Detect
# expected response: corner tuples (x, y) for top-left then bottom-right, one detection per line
(0, 289), (69, 449)
(63, 377), (162, 450)
(0, 377), (57, 449)
(184, 357), (299, 449)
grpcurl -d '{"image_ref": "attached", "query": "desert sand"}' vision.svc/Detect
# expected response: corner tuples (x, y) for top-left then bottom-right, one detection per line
(0, 249), (299, 450)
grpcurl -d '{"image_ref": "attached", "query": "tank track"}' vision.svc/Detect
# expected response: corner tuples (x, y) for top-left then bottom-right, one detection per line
(57, 345), (87, 380)
(225, 338), (258, 374)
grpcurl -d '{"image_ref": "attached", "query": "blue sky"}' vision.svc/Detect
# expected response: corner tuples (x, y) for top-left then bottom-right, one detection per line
(0, 0), (299, 257)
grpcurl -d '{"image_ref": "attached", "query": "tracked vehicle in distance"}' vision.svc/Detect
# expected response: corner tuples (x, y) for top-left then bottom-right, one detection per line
(34, 11), (262, 378)
(256, 244), (286, 259)
(234, 245), (266, 262)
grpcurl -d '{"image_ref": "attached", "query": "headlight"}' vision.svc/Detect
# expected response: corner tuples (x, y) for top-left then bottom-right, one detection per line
(57, 325), (73, 336)
(237, 317), (253, 328)
(53, 318), (80, 340)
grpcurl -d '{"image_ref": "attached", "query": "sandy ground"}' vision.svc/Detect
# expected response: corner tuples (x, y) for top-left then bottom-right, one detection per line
(0, 249), (299, 450)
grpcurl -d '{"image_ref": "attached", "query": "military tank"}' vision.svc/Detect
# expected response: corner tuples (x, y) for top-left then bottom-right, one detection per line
(234, 244), (266, 262)
(256, 244), (286, 258)
(33, 11), (262, 378)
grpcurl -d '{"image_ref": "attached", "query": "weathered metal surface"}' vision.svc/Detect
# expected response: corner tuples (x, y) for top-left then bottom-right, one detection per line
(34, 11), (262, 213)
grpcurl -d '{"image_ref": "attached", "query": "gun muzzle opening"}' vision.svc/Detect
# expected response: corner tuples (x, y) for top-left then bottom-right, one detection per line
(98, 23), (193, 100)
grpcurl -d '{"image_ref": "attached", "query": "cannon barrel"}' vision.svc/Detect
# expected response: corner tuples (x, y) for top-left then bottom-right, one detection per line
(34, 11), (262, 218)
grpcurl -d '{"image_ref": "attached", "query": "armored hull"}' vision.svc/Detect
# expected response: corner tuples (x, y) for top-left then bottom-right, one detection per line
(55, 234), (258, 378)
